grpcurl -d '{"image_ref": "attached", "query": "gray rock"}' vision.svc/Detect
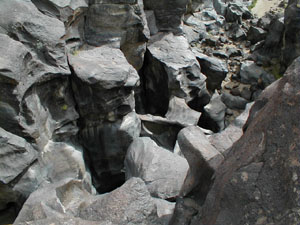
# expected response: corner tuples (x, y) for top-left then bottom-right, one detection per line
(240, 61), (275, 87)
(213, 0), (227, 15)
(31, 0), (88, 23)
(283, 0), (300, 67)
(227, 47), (242, 57)
(225, 2), (252, 22)
(193, 50), (228, 91)
(69, 46), (140, 192)
(166, 96), (201, 127)
(197, 57), (300, 225)
(125, 137), (189, 199)
(183, 14), (207, 32)
(264, 16), (284, 49)
(208, 102), (254, 154)
(79, 177), (159, 225)
(144, 0), (189, 33)
(84, 0), (149, 70)
(141, 32), (209, 115)
(153, 198), (176, 224)
(0, 128), (37, 185)
(139, 114), (183, 151)
(204, 91), (227, 131)
(183, 25), (200, 44)
(145, 10), (159, 36)
(177, 126), (224, 196)
(247, 26), (267, 44)
(221, 92), (248, 110)
(226, 23), (247, 41)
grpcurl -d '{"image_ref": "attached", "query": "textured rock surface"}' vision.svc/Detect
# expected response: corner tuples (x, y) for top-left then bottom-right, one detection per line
(85, 0), (149, 70)
(196, 57), (300, 225)
(193, 51), (228, 91)
(283, 0), (300, 67)
(125, 137), (189, 199)
(140, 32), (209, 115)
(144, 0), (189, 33)
(177, 126), (224, 197)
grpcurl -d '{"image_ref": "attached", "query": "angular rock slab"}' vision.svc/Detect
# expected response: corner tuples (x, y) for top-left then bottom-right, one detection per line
(141, 32), (209, 115)
(177, 126), (224, 197)
(125, 137), (189, 199)
(197, 57), (300, 225)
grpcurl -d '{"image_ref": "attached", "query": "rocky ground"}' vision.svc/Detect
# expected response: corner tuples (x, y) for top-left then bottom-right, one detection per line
(0, 0), (299, 225)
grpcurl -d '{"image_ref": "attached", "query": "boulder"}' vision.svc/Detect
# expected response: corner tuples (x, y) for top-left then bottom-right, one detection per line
(143, 0), (189, 33)
(166, 96), (201, 127)
(221, 92), (248, 110)
(208, 102), (254, 154)
(225, 2), (252, 22)
(84, 0), (149, 70)
(226, 23), (247, 41)
(196, 56), (300, 225)
(239, 61), (275, 87)
(247, 26), (267, 44)
(125, 137), (189, 199)
(177, 126), (224, 197)
(183, 25), (200, 44)
(203, 91), (226, 131)
(79, 177), (159, 225)
(153, 198), (176, 224)
(140, 32), (209, 115)
(193, 50), (228, 91)
(139, 114), (184, 151)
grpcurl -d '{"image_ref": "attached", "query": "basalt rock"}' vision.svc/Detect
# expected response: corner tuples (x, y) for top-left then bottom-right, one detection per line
(84, 0), (149, 70)
(140, 32), (209, 115)
(69, 46), (140, 193)
(197, 57), (300, 225)
(283, 0), (300, 68)
(125, 137), (189, 199)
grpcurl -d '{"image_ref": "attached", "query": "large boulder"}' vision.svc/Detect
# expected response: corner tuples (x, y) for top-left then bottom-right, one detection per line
(125, 137), (189, 199)
(140, 32), (209, 115)
(195, 57), (300, 225)
(283, 0), (300, 67)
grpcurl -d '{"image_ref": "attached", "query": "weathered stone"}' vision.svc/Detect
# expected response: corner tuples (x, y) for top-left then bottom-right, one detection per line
(125, 137), (189, 199)
(154, 198), (176, 224)
(79, 177), (159, 224)
(0, 128), (37, 185)
(84, 0), (149, 70)
(239, 61), (275, 87)
(144, 0), (189, 33)
(166, 96), (201, 127)
(203, 91), (226, 131)
(139, 114), (183, 151)
(247, 26), (267, 44)
(226, 23), (247, 41)
(221, 92), (248, 110)
(283, 0), (300, 67)
(69, 46), (140, 193)
(225, 2), (252, 22)
(197, 56), (300, 225)
(177, 126), (224, 197)
(193, 50), (228, 91)
(140, 32), (209, 115)
(183, 25), (200, 44)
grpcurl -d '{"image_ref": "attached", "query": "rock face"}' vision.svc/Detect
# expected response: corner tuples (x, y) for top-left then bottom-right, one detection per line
(196, 57), (300, 225)
(69, 46), (140, 193)
(144, 0), (189, 33)
(140, 32), (209, 115)
(85, 0), (149, 70)
(283, 0), (300, 67)
(125, 137), (189, 199)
